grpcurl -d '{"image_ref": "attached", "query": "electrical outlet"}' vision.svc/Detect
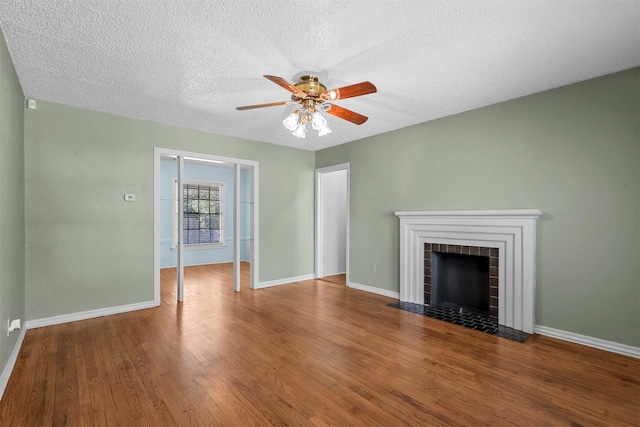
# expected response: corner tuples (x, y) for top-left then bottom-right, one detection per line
(371, 264), (376, 273)
(7, 319), (21, 336)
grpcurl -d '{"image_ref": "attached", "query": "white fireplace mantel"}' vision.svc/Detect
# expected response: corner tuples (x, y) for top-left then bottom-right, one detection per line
(395, 209), (542, 333)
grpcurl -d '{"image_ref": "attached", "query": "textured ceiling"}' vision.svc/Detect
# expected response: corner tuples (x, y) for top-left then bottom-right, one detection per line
(1, 1), (639, 151)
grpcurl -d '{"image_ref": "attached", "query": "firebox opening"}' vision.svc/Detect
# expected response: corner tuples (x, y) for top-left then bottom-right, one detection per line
(431, 252), (490, 316)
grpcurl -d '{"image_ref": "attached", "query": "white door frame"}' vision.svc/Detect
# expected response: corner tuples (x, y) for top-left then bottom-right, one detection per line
(176, 155), (185, 301)
(153, 147), (259, 305)
(315, 163), (350, 283)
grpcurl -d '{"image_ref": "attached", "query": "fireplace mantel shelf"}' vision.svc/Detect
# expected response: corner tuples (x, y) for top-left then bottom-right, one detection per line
(395, 209), (542, 334)
(395, 209), (543, 218)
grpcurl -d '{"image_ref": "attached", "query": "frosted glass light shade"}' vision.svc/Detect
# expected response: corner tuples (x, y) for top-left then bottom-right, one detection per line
(292, 123), (306, 138)
(283, 111), (299, 131)
(311, 111), (327, 130)
(317, 125), (332, 136)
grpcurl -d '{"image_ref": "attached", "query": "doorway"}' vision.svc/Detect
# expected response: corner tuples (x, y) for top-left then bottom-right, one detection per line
(315, 163), (349, 285)
(153, 148), (259, 305)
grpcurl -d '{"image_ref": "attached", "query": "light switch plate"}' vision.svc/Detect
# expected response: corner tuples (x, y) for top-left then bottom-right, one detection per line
(124, 194), (136, 202)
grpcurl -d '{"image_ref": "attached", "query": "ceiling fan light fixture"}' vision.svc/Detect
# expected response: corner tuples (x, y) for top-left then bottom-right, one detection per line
(285, 108), (332, 138)
(238, 74), (376, 139)
(292, 122), (306, 138)
(311, 111), (327, 130)
(312, 111), (331, 136)
(283, 111), (299, 131)
(317, 124), (332, 137)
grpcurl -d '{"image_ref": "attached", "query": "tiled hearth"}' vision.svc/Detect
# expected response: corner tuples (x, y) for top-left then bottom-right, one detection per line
(388, 301), (531, 342)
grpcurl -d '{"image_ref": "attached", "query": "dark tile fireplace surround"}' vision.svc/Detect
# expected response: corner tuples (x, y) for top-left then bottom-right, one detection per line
(424, 243), (499, 322)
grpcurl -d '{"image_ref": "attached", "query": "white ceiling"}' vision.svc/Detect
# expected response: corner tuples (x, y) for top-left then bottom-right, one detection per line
(1, 1), (638, 151)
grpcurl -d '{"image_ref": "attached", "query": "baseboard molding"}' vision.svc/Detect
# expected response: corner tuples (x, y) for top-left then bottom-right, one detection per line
(534, 325), (640, 359)
(0, 327), (27, 401)
(25, 300), (157, 330)
(348, 282), (400, 299)
(257, 274), (315, 289)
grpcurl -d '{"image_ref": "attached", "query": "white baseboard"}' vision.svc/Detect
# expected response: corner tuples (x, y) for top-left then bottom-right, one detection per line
(25, 300), (157, 330)
(257, 274), (315, 289)
(348, 282), (400, 299)
(534, 325), (640, 359)
(0, 327), (27, 401)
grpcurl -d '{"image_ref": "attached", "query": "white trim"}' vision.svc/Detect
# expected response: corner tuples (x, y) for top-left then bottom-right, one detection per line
(177, 156), (185, 301)
(348, 282), (400, 299)
(24, 300), (156, 330)
(233, 163), (241, 292)
(257, 274), (315, 289)
(396, 209), (544, 218)
(395, 209), (542, 334)
(315, 169), (323, 278)
(250, 162), (259, 289)
(158, 148), (259, 170)
(315, 163), (350, 283)
(535, 325), (640, 359)
(0, 327), (27, 401)
(154, 151), (161, 305)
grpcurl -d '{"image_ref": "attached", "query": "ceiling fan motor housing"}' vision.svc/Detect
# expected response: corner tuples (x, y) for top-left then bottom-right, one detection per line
(293, 75), (327, 98)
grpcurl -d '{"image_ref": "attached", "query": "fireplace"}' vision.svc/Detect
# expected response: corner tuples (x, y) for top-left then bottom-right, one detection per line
(426, 244), (496, 321)
(395, 210), (542, 333)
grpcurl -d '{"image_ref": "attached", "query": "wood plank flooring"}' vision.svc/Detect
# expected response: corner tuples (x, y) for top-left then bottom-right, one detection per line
(1, 263), (638, 426)
(319, 273), (346, 286)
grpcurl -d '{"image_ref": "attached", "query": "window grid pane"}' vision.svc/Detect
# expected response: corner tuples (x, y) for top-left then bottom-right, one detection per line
(183, 183), (221, 245)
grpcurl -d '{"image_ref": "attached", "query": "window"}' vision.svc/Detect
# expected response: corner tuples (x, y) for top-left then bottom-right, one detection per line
(173, 178), (225, 248)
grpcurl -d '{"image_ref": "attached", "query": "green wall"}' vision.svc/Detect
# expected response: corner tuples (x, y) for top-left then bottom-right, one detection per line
(0, 29), (25, 375)
(316, 68), (640, 347)
(24, 102), (315, 319)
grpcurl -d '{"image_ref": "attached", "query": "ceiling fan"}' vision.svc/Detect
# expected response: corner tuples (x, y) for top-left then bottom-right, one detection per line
(236, 75), (377, 138)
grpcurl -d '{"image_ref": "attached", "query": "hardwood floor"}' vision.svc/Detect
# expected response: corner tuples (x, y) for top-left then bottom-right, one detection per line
(319, 273), (346, 286)
(1, 263), (638, 426)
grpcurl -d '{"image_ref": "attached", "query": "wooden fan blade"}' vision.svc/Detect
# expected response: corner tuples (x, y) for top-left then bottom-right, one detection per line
(325, 81), (376, 101)
(263, 75), (307, 97)
(325, 104), (368, 125)
(236, 101), (297, 110)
